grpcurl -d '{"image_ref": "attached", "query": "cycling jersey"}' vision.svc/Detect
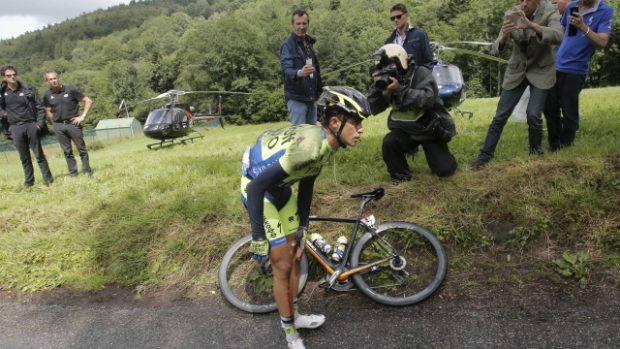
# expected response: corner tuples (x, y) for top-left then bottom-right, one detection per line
(241, 124), (334, 245)
(243, 124), (332, 184)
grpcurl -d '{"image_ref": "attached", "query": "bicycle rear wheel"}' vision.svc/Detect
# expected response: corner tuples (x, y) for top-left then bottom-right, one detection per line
(351, 221), (447, 306)
(218, 235), (308, 313)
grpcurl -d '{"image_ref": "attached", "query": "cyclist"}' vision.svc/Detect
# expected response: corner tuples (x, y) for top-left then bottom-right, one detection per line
(241, 86), (371, 349)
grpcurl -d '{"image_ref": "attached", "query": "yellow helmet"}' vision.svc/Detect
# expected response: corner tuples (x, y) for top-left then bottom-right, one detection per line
(317, 86), (372, 124)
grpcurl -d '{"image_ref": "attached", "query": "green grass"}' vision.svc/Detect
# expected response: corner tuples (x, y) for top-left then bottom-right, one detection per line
(1, 87), (619, 294)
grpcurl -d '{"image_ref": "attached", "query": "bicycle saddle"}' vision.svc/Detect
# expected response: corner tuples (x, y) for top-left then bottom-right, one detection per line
(350, 188), (385, 200)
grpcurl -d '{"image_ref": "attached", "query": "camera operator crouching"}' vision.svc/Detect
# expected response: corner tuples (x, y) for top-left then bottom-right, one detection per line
(367, 44), (457, 185)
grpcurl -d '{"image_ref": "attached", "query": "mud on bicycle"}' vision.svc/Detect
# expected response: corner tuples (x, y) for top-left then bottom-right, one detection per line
(219, 188), (447, 313)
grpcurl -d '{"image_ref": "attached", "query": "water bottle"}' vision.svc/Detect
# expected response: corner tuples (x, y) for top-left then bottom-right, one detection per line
(310, 233), (331, 254)
(331, 236), (348, 262)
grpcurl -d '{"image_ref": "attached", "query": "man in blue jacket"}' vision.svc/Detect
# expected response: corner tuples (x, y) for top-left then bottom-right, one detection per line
(384, 3), (435, 69)
(279, 9), (322, 125)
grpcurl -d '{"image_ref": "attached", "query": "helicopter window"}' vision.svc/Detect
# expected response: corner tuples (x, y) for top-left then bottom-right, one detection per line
(144, 109), (174, 126)
(433, 65), (464, 86)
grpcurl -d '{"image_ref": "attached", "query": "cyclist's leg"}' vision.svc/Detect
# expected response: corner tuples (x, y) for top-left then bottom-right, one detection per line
(278, 193), (325, 329)
(263, 189), (304, 345)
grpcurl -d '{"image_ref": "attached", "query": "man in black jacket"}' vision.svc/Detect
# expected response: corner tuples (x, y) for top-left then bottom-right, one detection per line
(0, 65), (53, 187)
(368, 44), (457, 184)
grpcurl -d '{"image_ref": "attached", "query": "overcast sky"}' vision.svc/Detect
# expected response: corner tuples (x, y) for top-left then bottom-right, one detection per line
(0, 0), (134, 40)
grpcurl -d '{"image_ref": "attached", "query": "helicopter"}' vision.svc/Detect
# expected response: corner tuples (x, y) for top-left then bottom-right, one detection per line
(140, 90), (227, 150)
(430, 41), (507, 118)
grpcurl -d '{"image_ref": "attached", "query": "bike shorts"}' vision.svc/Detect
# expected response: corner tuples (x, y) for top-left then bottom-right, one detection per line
(240, 176), (300, 248)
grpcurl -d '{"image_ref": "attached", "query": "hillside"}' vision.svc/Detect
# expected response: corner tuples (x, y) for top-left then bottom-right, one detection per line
(0, 87), (619, 297)
(1, 0), (619, 127)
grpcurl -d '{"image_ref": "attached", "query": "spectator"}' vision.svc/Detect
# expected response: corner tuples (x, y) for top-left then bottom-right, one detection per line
(43, 70), (93, 177)
(469, 0), (562, 171)
(384, 3), (435, 69)
(368, 44), (457, 184)
(544, 0), (614, 150)
(279, 9), (322, 125)
(0, 65), (54, 187)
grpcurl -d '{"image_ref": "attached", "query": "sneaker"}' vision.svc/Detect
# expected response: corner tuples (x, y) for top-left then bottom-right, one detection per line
(468, 158), (488, 171)
(295, 313), (326, 329)
(287, 337), (306, 349)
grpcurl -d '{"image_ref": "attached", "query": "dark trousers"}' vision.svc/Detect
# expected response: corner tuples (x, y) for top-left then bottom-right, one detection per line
(477, 79), (548, 161)
(10, 123), (53, 186)
(544, 71), (586, 149)
(54, 122), (91, 175)
(382, 129), (457, 180)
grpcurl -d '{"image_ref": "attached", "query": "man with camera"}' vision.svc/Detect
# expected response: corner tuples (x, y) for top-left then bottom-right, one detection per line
(469, 0), (562, 171)
(544, 0), (613, 151)
(368, 44), (457, 184)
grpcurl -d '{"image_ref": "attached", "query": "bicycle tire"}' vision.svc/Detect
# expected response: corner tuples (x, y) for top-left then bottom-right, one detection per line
(350, 221), (447, 306)
(218, 235), (309, 313)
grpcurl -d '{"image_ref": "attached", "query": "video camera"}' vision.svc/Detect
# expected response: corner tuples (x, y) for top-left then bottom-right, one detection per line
(372, 46), (409, 90)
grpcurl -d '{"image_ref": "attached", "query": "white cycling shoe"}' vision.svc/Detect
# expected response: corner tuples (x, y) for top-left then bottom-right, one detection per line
(287, 337), (306, 349)
(294, 314), (326, 329)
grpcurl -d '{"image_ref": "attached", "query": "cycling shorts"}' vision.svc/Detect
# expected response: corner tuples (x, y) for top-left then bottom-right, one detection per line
(241, 176), (300, 247)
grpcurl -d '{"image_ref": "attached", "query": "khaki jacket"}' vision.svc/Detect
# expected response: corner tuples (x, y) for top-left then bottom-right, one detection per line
(492, 1), (563, 90)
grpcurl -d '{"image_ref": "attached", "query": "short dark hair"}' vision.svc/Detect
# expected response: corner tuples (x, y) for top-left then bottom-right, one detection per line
(291, 9), (310, 23)
(0, 65), (17, 77)
(390, 3), (408, 13)
(43, 69), (58, 80)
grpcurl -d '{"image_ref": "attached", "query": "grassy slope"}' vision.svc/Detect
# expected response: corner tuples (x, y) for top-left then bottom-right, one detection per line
(0, 87), (619, 295)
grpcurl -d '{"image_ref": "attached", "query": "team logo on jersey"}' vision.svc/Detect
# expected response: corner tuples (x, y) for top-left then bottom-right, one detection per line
(64, 94), (69, 98)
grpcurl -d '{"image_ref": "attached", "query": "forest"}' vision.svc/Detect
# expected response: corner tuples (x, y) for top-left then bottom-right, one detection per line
(0, 0), (618, 127)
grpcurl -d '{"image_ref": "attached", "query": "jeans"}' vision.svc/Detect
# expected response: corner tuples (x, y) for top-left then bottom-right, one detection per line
(543, 71), (586, 148)
(10, 123), (54, 186)
(383, 129), (457, 180)
(286, 99), (317, 126)
(477, 79), (548, 162)
(54, 122), (91, 175)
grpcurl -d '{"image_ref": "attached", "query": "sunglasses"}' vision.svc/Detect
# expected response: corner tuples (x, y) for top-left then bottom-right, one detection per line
(390, 14), (404, 21)
(3, 73), (17, 78)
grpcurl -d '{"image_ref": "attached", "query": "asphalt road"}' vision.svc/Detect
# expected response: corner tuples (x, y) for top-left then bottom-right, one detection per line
(0, 288), (619, 349)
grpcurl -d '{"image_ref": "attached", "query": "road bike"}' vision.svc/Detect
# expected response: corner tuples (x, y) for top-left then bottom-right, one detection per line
(219, 188), (447, 313)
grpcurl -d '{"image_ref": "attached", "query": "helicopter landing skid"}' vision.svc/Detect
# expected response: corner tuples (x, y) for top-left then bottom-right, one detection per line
(453, 108), (474, 119)
(146, 132), (204, 150)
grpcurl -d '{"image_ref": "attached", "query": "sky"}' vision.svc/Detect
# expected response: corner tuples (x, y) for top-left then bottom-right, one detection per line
(0, 0), (134, 40)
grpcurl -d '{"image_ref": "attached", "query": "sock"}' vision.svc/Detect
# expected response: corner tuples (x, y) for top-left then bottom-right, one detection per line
(281, 316), (298, 341)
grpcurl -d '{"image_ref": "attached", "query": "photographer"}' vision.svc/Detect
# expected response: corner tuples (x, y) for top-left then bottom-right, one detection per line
(368, 44), (457, 184)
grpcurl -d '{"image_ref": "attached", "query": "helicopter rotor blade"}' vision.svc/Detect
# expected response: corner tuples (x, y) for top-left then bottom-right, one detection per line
(441, 46), (507, 64)
(445, 40), (494, 46)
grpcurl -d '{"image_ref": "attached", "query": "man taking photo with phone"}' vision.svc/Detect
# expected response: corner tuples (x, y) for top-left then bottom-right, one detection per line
(544, 0), (614, 151)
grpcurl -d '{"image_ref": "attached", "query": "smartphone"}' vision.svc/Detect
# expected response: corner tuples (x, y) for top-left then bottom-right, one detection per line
(306, 58), (314, 79)
(568, 6), (579, 36)
(504, 9), (520, 25)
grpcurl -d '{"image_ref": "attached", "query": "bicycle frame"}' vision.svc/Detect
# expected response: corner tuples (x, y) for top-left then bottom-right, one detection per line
(306, 195), (393, 286)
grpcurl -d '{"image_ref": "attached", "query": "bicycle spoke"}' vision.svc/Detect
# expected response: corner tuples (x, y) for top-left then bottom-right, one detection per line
(351, 223), (447, 306)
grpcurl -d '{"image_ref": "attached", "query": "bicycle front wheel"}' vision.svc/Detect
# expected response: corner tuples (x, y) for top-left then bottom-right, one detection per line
(218, 235), (308, 313)
(351, 221), (447, 306)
